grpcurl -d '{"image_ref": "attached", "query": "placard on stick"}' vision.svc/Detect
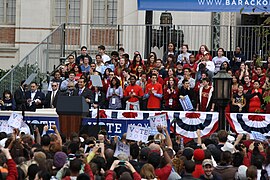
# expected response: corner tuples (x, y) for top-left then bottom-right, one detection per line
(126, 125), (150, 142)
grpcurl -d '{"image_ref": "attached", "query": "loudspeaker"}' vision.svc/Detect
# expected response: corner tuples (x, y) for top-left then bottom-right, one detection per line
(56, 96), (89, 116)
(79, 125), (107, 138)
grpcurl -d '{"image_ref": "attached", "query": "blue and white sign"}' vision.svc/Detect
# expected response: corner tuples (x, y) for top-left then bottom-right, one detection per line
(137, 0), (270, 12)
(81, 118), (170, 137)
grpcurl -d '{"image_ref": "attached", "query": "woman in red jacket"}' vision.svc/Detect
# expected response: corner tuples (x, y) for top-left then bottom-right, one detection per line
(163, 77), (180, 110)
(246, 80), (264, 113)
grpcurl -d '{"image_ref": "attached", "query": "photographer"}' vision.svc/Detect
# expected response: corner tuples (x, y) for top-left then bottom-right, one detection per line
(105, 160), (141, 180)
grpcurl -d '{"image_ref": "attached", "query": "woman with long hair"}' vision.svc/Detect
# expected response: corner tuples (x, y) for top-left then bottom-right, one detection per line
(102, 68), (113, 93)
(72, 64), (82, 81)
(164, 54), (176, 72)
(140, 163), (158, 180)
(129, 54), (145, 74)
(163, 77), (179, 110)
(0, 90), (16, 110)
(231, 75), (239, 95)
(235, 62), (249, 85)
(212, 47), (229, 73)
(145, 54), (157, 76)
(106, 77), (123, 109)
(195, 45), (212, 63)
(231, 85), (246, 113)
(114, 58), (126, 78)
(163, 68), (178, 88)
(246, 80), (264, 113)
(162, 42), (178, 63)
(177, 44), (191, 64)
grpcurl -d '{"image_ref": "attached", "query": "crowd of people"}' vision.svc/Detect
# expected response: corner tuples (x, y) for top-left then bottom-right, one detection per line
(0, 121), (269, 179)
(0, 44), (268, 180)
(1, 44), (270, 114)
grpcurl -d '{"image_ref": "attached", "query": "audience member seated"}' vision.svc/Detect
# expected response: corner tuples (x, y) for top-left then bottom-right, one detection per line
(76, 46), (92, 65)
(0, 90), (16, 111)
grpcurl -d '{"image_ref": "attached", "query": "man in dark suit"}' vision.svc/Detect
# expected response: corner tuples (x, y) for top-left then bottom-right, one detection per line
(92, 86), (106, 109)
(44, 82), (61, 108)
(73, 78), (94, 108)
(14, 80), (28, 111)
(25, 82), (45, 111)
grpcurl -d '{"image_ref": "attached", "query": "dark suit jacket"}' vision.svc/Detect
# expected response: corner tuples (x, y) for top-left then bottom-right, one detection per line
(14, 87), (26, 111)
(93, 91), (106, 108)
(73, 87), (94, 105)
(44, 91), (61, 108)
(25, 91), (45, 111)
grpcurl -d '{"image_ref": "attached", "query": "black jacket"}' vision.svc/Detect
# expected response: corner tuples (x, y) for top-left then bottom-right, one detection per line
(14, 87), (27, 111)
(44, 91), (61, 108)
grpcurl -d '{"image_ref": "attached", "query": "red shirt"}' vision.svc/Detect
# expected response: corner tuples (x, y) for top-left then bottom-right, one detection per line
(192, 164), (204, 178)
(147, 76), (164, 86)
(124, 84), (144, 102)
(201, 87), (211, 111)
(252, 74), (266, 87)
(243, 83), (253, 94)
(163, 87), (179, 108)
(163, 77), (178, 87)
(145, 82), (163, 109)
(155, 164), (172, 180)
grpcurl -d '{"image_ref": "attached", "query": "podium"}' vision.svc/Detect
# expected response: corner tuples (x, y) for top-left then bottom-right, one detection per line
(56, 96), (89, 138)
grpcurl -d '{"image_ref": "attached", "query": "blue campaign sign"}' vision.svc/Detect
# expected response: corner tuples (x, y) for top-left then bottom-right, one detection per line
(137, 0), (270, 12)
(81, 118), (170, 137)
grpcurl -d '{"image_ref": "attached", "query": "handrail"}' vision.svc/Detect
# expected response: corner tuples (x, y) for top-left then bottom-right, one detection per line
(0, 23), (65, 82)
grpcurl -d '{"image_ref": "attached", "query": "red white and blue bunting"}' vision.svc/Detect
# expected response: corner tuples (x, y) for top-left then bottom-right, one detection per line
(90, 110), (269, 138)
(90, 109), (219, 138)
(226, 113), (270, 136)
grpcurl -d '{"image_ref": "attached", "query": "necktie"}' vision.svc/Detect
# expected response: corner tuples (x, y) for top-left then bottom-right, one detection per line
(79, 89), (82, 96)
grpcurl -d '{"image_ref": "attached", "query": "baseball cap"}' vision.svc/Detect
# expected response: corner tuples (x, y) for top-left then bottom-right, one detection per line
(202, 159), (213, 167)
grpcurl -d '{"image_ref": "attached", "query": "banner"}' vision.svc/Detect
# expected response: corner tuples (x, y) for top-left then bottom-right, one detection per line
(0, 115), (59, 134)
(137, 0), (270, 12)
(83, 110), (219, 138)
(171, 111), (219, 138)
(226, 113), (270, 136)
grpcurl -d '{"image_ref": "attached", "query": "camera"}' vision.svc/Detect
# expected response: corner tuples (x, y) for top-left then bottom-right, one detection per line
(154, 140), (161, 145)
(118, 160), (125, 166)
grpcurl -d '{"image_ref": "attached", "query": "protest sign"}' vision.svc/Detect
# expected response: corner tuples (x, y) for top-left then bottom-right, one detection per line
(114, 141), (130, 157)
(8, 112), (23, 129)
(0, 120), (13, 134)
(251, 131), (267, 142)
(126, 125), (150, 142)
(149, 114), (167, 129)
(179, 95), (194, 111)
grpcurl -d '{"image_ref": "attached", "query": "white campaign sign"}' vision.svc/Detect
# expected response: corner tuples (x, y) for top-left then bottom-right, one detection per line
(0, 120), (13, 134)
(8, 112), (23, 129)
(149, 114), (167, 129)
(114, 141), (130, 157)
(126, 125), (150, 142)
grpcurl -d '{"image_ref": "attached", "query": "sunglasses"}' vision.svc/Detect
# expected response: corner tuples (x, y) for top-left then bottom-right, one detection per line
(52, 85), (57, 87)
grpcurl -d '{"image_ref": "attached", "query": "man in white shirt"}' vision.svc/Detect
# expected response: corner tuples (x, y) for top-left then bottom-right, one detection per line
(98, 45), (110, 63)
(44, 82), (60, 108)
(25, 82), (45, 110)
(95, 54), (105, 74)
